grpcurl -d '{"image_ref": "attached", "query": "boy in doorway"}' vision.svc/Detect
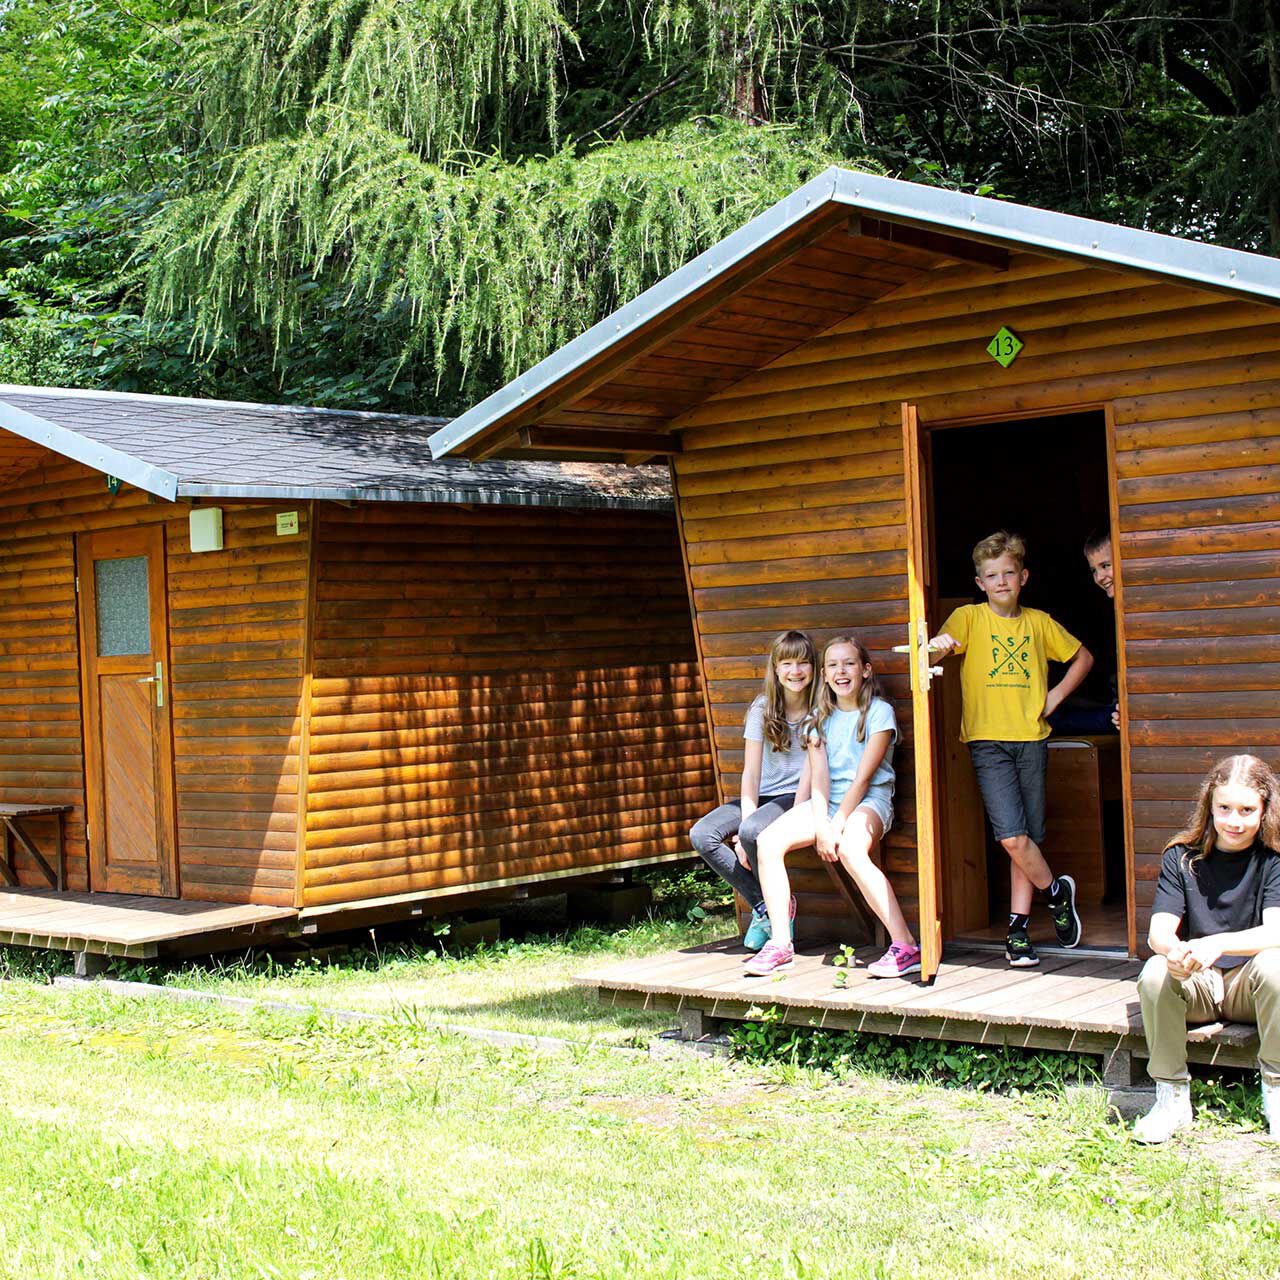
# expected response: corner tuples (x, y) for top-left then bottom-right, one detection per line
(931, 531), (1095, 967)
(1046, 527), (1120, 734)
(1083, 527), (1121, 731)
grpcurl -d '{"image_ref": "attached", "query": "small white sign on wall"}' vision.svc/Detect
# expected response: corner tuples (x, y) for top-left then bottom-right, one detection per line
(189, 507), (224, 553)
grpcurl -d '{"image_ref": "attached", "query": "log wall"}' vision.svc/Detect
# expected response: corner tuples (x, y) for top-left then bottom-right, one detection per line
(671, 252), (1280, 939)
(0, 452), (308, 905)
(302, 502), (714, 906)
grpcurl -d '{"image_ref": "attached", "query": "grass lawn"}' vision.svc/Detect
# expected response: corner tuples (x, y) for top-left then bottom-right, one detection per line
(0, 977), (1277, 1280)
(109, 868), (737, 1046)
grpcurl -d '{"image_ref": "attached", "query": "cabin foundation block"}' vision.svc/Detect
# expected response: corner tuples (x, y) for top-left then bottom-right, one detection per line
(649, 1005), (733, 1060)
(1102, 1044), (1154, 1119)
(447, 917), (501, 950)
(567, 883), (653, 926)
(73, 949), (111, 978)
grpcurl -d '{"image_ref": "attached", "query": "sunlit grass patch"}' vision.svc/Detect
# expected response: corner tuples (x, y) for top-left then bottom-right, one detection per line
(0, 985), (1276, 1280)
(127, 866), (738, 1045)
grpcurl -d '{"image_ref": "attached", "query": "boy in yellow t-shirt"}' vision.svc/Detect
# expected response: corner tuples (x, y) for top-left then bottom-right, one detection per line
(931, 531), (1094, 968)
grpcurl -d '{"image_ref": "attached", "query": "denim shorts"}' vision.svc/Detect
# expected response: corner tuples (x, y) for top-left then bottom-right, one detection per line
(968, 739), (1048, 843)
(830, 783), (894, 835)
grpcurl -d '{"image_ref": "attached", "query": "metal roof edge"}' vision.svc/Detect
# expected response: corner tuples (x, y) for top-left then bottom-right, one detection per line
(431, 164), (1280, 459)
(427, 167), (845, 458)
(0, 399), (180, 501)
(177, 480), (673, 511)
(824, 169), (1280, 302)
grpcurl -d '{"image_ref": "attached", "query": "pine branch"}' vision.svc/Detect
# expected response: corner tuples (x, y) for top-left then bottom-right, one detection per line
(583, 66), (693, 141)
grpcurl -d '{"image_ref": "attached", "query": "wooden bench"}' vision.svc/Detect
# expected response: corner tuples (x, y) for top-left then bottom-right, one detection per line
(0, 804), (74, 892)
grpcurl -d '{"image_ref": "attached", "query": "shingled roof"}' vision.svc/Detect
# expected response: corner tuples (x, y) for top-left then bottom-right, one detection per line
(0, 386), (672, 510)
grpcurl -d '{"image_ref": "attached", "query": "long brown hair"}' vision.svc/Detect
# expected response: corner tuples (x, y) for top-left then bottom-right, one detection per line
(1164, 754), (1280, 866)
(753, 630), (819, 753)
(813, 634), (889, 746)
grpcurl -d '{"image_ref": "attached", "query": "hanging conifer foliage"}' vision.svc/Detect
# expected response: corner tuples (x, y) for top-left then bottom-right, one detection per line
(144, 0), (865, 406)
(9, 0), (1279, 409)
(145, 117), (845, 398)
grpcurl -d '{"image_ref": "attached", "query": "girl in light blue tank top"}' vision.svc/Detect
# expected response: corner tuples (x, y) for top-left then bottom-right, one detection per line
(745, 634), (922, 981)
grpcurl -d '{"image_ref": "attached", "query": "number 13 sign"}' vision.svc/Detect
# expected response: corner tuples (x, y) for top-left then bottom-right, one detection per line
(986, 325), (1024, 367)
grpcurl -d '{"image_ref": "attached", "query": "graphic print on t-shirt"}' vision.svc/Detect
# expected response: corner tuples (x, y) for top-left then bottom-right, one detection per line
(988, 631), (1031, 684)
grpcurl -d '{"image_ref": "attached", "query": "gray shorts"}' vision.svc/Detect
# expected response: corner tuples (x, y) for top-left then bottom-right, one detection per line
(968, 739), (1048, 843)
(830, 783), (894, 835)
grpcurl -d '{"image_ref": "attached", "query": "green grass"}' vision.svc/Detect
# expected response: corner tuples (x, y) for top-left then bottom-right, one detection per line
(109, 867), (736, 1046)
(0, 982), (1276, 1279)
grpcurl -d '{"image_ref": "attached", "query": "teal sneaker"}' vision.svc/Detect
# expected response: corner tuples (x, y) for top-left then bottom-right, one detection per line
(742, 906), (771, 951)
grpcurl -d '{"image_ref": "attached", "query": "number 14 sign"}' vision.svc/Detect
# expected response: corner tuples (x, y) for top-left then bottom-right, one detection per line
(986, 326), (1024, 368)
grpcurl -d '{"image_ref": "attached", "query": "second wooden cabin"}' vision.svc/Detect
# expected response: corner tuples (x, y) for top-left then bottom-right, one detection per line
(0, 387), (714, 940)
(433, 168), (1280, 979)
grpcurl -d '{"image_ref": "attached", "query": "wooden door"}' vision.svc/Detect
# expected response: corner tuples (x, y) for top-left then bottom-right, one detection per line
(901, 404), (944, 980)
(76, 525), (178, 896)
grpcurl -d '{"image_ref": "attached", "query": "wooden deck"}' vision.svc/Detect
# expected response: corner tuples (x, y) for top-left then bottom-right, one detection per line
(577, 939), (1262, 1072)
(0, 889), (297, 962)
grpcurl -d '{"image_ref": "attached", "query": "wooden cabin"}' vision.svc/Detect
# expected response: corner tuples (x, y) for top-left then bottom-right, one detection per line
(0, 386), (714, 954)
(431, 168), (1280, 983)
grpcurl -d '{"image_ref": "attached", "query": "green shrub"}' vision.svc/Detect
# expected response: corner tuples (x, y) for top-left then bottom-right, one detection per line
(730, 1004), (1100, 1094)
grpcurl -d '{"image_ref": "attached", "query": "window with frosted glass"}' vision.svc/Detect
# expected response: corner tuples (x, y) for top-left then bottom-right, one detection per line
(94, 556), (151, 656)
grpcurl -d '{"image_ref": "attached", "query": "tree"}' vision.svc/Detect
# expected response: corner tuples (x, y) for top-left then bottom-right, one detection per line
(5, 2), (1279, 409)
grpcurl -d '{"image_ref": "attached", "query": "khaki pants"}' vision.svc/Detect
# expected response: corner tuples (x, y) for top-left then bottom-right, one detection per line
(1137, 950), (1280, 1085)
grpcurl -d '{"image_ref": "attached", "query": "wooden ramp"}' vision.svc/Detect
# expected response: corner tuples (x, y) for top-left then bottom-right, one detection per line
(577, 940), (1261, 1072)
(0, 889), (297, 963)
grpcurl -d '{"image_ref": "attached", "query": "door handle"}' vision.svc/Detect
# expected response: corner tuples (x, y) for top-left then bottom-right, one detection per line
(893, 625), (945, 694)
(136, 662), (164, 707)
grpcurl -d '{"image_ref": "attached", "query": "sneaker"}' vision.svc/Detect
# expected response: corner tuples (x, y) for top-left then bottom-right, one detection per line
(1263, 1080), (1280, 1142)
(1047, 874), (1082, 948)
(1133, 1081), (1193, 1144)
(867, 941), (922, 979)
(742, 906), (771, 952)
(744, 940), (795, 976)
(1006, 927), (1039, 968)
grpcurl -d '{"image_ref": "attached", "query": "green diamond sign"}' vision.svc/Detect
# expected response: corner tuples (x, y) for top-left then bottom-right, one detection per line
(986, 326), (1023, 368)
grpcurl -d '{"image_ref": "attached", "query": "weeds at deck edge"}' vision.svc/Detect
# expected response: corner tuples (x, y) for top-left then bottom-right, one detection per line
(730, 1003), (1101, 1094)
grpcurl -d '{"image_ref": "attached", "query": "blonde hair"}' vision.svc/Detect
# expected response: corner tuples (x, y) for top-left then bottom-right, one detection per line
(972, 529), (1026, 572)
(813, 634), (888, 746)
(1164, 754), (1280, 866)
(754, 630), (819, 753)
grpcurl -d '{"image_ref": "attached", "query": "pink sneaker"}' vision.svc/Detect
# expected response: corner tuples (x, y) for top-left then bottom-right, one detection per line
(867, 942), (922, 979)
(744, 940), (795, 976)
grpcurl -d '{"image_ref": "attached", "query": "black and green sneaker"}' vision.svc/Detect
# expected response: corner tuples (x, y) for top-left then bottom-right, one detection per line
(1047, 874), (1082, 948)
(1006, 926), (1039, 968)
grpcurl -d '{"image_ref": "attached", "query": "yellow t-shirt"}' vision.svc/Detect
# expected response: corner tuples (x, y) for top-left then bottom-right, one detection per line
(941, 603), (1082, 743)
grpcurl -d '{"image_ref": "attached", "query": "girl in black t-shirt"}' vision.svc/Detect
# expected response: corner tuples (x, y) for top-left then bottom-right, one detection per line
(1134, 754), (1280, 1143)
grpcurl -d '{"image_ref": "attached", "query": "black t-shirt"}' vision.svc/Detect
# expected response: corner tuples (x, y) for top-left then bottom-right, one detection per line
(1151, 841), (1280, 967)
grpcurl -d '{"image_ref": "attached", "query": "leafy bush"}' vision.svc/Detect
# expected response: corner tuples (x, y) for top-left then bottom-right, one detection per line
(730, 1003), (1100, 1094)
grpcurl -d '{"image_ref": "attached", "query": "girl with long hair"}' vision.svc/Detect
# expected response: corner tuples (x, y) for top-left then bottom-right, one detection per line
(1134, 753), (1280, 1143)
(688, 630), (818, 951)
(745, 634), (918, 978)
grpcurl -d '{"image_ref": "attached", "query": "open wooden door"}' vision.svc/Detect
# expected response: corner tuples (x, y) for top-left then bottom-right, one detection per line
(901, 404), (944, 980)
(76, 525), (179, 896)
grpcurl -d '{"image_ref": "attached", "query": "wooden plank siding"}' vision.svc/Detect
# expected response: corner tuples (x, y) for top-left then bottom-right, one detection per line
(0, 450), (308, 905)
(670, 252), (1280, 944)
(302, 503), (716, 906)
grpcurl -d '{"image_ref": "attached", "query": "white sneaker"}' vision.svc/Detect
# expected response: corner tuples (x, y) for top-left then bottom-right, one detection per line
(1263, 1080), (1280, 1142)
(1133, 1081), (1193, 1144)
